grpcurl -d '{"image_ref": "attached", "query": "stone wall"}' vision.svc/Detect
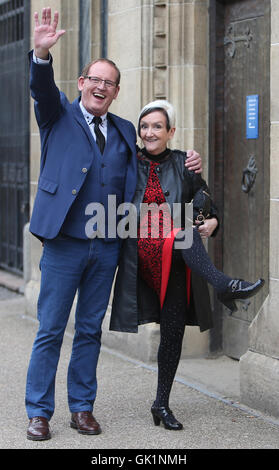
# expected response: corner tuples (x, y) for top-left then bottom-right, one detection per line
(239, 0), (279, 417)
(23, 0), (279, 416)
(25, 0), (212, 361)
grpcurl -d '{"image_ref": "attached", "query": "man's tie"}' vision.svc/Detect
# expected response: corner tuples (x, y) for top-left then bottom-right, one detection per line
(92, 116), (105, 154)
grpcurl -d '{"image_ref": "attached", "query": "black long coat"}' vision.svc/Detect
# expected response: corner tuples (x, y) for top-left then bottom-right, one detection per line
(109, 150), (219, 333)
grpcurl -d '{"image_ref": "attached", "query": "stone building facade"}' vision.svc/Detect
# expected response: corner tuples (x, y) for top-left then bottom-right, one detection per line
(22, 0), (279, 418)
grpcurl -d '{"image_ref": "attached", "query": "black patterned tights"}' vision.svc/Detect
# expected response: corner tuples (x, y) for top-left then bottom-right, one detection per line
(154, 251), (187, 408)
(154, 228), (236, 407)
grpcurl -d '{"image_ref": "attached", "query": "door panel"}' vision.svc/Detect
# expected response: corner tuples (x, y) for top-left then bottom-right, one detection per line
(213, 0), (270, 358)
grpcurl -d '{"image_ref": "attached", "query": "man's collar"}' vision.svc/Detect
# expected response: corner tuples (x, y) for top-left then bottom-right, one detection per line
(79, 100), (107, 126)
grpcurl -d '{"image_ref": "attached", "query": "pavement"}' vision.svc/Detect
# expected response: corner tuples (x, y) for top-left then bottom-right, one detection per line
(1, 272), (279, 452)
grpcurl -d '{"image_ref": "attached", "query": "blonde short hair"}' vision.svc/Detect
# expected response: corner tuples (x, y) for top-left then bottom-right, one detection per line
(138, 100), (176, 136)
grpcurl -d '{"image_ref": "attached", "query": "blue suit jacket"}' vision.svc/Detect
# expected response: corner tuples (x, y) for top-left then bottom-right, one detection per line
(28, 52), (138, 240)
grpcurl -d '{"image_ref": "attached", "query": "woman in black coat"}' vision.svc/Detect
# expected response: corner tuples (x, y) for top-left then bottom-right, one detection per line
(110, 100), (264, 431)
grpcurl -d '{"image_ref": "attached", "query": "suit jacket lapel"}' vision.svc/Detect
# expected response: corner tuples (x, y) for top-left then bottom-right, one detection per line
(108, 112), (135, 155)
(71, 98), (96, 149)
(71, 100), (136, 157)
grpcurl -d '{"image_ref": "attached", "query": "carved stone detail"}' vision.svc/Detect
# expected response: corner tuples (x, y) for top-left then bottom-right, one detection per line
(153, 1), (169, 99)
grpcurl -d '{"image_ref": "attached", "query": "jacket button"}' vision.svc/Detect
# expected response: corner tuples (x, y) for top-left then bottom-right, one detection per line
(82, 168), (88, 173)
(72, 189), (77, 195)
(164, 190), (170, 196)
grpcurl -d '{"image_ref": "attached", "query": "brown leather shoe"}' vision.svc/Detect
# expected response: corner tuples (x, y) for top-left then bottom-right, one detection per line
(70, 411), (101, 435)
(27, 417), (51, 441)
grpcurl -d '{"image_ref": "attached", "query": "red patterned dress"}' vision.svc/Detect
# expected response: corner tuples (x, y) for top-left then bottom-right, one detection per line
(137, 151), (191, 308)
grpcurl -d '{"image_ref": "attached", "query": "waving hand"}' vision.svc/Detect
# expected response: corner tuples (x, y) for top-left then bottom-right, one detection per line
(34, 8), (66, 59)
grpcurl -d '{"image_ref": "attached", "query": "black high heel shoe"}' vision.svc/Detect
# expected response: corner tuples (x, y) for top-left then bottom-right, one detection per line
(217, 278), (265, 314)
(151, 404), (183, 431)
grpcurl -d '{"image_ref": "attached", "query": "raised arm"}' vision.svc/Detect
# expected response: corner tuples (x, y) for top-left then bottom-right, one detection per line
(30, 9), (67, 129)
(34, 8), (66, 59)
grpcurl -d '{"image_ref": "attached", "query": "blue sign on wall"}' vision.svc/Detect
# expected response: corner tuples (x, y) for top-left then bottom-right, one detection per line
(246, 95), (259, 139)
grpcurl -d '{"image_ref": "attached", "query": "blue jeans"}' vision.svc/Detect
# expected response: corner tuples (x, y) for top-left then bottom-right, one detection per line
(25, 235), (120, 420)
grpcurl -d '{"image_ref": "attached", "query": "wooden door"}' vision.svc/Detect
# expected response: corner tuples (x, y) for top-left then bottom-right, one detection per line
(210, 0), (270, 358)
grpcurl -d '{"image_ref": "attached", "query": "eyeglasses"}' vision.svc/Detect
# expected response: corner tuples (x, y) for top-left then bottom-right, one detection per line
(84, 76), (117, 88)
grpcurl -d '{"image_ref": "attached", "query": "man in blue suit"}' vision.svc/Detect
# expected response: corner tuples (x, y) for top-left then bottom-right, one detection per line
(26, 8), (202, 441)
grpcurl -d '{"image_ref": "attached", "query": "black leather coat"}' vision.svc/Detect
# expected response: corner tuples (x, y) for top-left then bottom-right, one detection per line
(109, 150), (219, 333)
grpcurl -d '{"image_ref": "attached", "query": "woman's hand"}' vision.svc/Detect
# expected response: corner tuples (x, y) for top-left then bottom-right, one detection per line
(196, 218), (218, 238)
(185, 150), (203, 174)
(34, 8), (66, 59)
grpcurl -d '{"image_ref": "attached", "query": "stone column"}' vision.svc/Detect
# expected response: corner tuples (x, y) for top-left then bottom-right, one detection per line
(239, 0), (279, 417)
(101, 0), (211, 360)
(80, 0), (92, 69)
(100, 0), (159, 361)
(169, 0), (210, 356)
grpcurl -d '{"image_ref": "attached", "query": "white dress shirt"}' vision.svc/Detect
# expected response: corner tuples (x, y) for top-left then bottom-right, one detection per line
(79, 101), (107, 142)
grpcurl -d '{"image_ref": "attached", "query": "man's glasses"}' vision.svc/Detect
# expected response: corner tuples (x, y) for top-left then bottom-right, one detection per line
(84, 76), (117, 88)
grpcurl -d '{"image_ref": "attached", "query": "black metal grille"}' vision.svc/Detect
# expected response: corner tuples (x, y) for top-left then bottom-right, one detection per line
(0, 0), (24, 45)
(0, 0), (30, 274)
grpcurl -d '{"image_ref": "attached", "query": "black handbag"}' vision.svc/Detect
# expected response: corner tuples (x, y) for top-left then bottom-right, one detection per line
(192, 189), (212, 225)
